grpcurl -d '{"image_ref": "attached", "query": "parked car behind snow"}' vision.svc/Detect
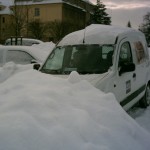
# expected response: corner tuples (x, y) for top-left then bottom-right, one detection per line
(0, 46), (49, 67)
(5, 38), (43, 46)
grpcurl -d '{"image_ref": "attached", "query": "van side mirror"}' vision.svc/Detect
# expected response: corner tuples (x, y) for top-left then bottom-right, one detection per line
(33, 63), (41, 70)
(119, 62), (135, 76)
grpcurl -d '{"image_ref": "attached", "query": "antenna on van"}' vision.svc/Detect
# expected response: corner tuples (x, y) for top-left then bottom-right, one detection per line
(83, 26), (86, 44)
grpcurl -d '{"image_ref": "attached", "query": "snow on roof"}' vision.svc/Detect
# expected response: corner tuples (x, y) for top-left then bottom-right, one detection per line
(58, 24), (143, 46)
(0, 0), (93, 14)
(14, 0), (93, 6)
(16, 0), (62, 5)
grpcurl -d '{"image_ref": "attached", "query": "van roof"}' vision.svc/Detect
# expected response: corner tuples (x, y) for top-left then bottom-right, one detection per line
(58, 24), (145, 46)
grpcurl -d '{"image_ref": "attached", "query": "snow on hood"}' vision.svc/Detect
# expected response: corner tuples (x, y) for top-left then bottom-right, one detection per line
(58, 71), (109, 87)
(0, 69), (150, 150)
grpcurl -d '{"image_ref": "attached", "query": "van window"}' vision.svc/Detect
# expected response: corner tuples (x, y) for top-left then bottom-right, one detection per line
(119, 42), (133, 66)
(134, 41), (145, 63)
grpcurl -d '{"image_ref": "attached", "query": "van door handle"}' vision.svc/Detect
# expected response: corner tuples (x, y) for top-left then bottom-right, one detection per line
(133, 73), (136, 78)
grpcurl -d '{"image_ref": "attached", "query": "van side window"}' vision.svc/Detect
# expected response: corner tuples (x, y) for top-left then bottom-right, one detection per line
(134, 41), (145, 63)
(119, 42), (133, 66)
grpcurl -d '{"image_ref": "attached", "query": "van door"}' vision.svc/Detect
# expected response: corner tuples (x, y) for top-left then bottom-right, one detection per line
(111, 40), (137, 110)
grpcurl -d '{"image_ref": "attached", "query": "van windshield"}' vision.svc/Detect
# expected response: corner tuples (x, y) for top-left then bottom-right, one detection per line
(41, 44), (115, 74)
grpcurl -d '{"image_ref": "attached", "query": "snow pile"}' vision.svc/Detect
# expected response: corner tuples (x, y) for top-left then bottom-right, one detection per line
(0, 62), (33, 83)
(0, 68), (150, 150)
(135, 107), (150, 132)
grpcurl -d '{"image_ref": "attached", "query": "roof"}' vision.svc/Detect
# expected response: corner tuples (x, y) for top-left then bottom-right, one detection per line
(0, 0), (93, 15)
(58, 24), (144, 46)
(15, 0), (93, 5)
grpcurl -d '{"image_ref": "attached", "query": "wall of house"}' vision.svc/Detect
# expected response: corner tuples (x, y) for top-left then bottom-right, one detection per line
(62, 0), (93, 27)
(0, 1), (94, 43)
(62, 3), (86, 27)
(0, 15), (14, 43)
(27, 3), (62, 22)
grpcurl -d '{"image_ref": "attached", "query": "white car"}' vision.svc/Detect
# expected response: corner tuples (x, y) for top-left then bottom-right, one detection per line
(5, 38), (43, 46)
(0, 46), (49, 67)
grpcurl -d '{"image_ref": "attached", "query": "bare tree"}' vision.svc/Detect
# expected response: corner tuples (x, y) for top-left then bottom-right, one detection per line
(47, 20), (82, 42)
(28, 20), (48, 40)
(139, 12), (150, 45)
(11, 0), (30, 38)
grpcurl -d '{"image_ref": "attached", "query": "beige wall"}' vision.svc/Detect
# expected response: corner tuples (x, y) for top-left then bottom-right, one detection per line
(0, 1), (94, 42)
(62, 3), (86, 27)
(27, 3), (63, 22)
(0, 15), (14, 43)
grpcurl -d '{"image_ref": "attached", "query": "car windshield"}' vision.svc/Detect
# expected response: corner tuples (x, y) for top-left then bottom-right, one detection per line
(41, 44), (115, 74)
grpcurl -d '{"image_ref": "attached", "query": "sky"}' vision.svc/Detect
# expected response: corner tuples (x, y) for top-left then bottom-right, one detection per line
(89, 0), (150, 29)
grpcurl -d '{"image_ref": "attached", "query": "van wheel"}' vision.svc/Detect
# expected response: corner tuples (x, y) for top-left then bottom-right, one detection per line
(139, 84), (150, 108)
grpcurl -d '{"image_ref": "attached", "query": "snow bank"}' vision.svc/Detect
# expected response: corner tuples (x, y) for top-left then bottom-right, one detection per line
(135, 107), (150, 132)
(0, 62), (33, 83)
(0, 69), (150, 150)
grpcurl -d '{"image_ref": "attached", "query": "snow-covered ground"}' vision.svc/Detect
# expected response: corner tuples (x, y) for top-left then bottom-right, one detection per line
(0, 63), (150, 150)
(130, 106), (150, 133)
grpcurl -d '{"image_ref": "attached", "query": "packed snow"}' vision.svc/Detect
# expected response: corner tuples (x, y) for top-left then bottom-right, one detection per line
(0, 63), (150, 150)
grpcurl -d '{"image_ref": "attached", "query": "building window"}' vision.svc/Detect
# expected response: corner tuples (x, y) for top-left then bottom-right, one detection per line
(34, 8), (40, 16)
(2, 17), (5, 23)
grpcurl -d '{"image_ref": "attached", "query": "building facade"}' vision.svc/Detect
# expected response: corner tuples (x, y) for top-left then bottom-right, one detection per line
(0, 0), (94, 43)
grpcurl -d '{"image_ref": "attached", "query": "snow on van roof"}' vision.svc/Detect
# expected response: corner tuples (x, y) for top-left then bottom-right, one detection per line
(58, 24), (143, 46)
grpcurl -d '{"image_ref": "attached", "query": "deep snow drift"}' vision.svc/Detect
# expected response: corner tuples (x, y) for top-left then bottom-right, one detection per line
(0, 63), (150, 150)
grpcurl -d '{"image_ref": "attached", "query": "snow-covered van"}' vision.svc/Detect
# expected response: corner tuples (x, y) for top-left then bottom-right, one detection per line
(35, 24), (150, 110)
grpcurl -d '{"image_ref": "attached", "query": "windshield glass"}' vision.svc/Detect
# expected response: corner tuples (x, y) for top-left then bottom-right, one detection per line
(41, 44), (115, 74)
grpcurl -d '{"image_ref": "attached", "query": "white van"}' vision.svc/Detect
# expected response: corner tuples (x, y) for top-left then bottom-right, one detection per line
(34, 24), (150, 111)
